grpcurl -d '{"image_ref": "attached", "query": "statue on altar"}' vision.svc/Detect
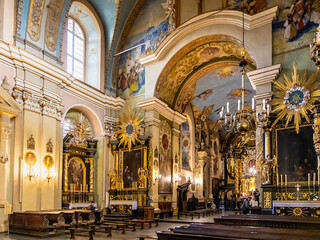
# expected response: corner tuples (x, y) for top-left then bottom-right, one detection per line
(138, 167), (147, 188)
(109, 169), (117, 189)
(261, 155), (277, 185)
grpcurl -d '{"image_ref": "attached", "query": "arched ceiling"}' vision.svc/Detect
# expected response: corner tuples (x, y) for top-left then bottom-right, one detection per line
(154, 35), (256, 121)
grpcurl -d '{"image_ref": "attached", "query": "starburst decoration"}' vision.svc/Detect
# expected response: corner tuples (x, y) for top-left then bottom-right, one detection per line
(272, 62), (320, 133)
(118, 108), (143, 151)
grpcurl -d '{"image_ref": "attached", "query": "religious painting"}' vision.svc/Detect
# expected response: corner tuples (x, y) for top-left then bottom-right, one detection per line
(43, 155), (54, 169)
(225, 0), (267, 15)
(68, 157), (85, 191)
(46, 139), (53, 153)
(159, 155), (173, 193)
(24, 151), (37, 168)
(277, 125), (317, 182)
(160, 120), (171, 156)
(272, 0), (320, 55)
(117, 0), (169, 98)
(27, 135), (35, 150)
(121, 148), (146, 189)
(181, 121), (191, 171)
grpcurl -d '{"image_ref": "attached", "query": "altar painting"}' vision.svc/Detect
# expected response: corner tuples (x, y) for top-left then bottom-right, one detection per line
(277, 126), (317, 182)
(68, 157), (85, 191)
(159, 155), (173, 193)
(120, 147), (147, 189)
(118, 0), (168, 98)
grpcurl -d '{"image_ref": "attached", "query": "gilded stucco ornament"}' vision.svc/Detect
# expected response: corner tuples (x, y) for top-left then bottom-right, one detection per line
(118, 108), (143, 151)
(27, 0), (45, 41)
(45, 0), (64, 52)
(162, 0), (176, 33)
(272, 62), (320, 133)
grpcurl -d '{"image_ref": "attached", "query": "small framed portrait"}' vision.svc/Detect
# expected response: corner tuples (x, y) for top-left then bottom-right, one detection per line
(24, 151), (37, 168)
(43, 155), (54, 169)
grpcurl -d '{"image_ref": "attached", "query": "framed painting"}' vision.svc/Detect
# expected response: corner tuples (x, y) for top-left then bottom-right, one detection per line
(120, 147), (147, 190)
(277, 125), (317, 182)
(159, 155), (173, 194)
(68, 157), (86, 191)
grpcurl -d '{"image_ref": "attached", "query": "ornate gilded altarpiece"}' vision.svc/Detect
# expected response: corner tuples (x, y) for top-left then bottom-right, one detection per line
(62, 134), (97, 208)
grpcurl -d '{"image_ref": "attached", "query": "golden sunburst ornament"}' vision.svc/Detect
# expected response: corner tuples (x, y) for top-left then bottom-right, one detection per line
(272, 62), (320, 133)
(118, 108), (143, 151)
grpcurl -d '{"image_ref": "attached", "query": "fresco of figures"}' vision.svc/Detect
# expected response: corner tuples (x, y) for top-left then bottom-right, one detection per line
(118, 0), (169, 98)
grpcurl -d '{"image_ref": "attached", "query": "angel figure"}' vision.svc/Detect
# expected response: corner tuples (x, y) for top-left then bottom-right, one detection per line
(109, 169), (117, 189)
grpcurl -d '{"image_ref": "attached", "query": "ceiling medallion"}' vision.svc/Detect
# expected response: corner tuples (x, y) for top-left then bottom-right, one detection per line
(118, 108), (143, 151)
(272, 62), (320, 133)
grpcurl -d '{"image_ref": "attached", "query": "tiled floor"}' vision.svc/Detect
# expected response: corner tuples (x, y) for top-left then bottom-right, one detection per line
(0, 211), (231, 240)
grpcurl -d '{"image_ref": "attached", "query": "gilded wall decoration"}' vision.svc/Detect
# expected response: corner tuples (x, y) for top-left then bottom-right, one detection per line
(263, 191), (272, 208)
(45, 0), (64, 52)
(155, 36), (256, 106)
(118, 108), (143, 151)
(24, 151), (37, 168)
(43, 155), (54, 169)
(46, 139), (53, 153)
(162, 0), (175, 33)
(16, 0), (24, 37)
(27, 0), (45, 41)
(27, 135), (35, 150)
(272, 62), (320, 133)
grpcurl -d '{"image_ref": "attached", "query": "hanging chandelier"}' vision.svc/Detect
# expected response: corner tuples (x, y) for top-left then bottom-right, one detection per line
(219, 2), (269, 135)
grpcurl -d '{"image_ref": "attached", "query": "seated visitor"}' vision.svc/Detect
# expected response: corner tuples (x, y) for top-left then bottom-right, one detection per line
(241, 197), (251, 214)
(87, 201), (96, 211)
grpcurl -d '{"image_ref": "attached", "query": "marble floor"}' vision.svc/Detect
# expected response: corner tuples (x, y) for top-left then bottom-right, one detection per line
(0, 211), (230, 240)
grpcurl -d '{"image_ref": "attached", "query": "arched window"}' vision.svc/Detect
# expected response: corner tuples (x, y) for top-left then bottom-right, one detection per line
(67, 18), (85, 81)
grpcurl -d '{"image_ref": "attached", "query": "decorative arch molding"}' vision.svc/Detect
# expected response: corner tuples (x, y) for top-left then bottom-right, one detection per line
(154, 35), (256, 110)
(63, 104), (104, 138)
(141, 7), (277, 100)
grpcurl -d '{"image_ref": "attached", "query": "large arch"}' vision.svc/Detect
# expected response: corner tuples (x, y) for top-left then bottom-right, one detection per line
(140, 7), (277, 101)
(63, 104), (104, 138)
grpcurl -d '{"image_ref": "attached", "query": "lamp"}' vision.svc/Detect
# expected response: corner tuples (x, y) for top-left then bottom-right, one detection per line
(45, 168), (56, 183)
(25, 166), (38, 181)
(220, 2), (269, 133)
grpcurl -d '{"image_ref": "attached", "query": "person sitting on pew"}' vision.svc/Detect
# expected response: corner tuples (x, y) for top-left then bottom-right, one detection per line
(241, 197), (251, 214)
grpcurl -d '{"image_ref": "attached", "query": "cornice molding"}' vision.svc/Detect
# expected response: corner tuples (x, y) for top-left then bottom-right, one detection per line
(247, 64), (282, 90)
(137, 97), (186, 125)
(0, 40), (122, 111)
(140, 6), (278, 66)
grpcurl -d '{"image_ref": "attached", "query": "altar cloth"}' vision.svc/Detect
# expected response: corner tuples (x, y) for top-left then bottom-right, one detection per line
(109, 200), (138, 210)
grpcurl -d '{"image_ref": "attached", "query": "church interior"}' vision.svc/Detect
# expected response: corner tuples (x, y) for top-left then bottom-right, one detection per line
(1, 0), (320, 239)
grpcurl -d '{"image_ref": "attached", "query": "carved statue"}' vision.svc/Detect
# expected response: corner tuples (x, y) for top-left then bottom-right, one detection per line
(138, 168), (147, 189)
(109, 169), (117, 189)
(261, 155), (277, 185)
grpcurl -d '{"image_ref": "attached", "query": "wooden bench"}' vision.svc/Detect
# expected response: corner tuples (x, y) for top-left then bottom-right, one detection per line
(69, 226), (95, 240)
(138, 235), (158, 240)
(101, 221), (126, 234)
(214, 214), (320, 230)
(132, 219), (153, 230)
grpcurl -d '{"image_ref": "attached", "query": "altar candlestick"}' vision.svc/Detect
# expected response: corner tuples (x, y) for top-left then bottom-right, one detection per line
(238, 100), (241, 111)
(314, 173), (316, 186)
(262, 99), (266, 111)
(252, 98), (255, 110)
(220, 107), (224, 118)
(227, 102), (229, 113)
(318, 171), (320, 186)
(276, 174), (279, 186)
(285, 174), (287, 186)
(308, 173), (311, 186)
(267, 104), (270, 115)
(280, 174), (283, 187)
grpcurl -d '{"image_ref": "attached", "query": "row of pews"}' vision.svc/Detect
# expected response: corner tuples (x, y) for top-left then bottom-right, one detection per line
(178, 208), (220, 220)
(9, 210), (160, 239)
(156, 214), (320, 240)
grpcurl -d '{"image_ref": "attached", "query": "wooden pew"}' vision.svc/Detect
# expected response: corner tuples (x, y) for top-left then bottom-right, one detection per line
(214, 214), (320, 230)
(132, 219), (153, 230)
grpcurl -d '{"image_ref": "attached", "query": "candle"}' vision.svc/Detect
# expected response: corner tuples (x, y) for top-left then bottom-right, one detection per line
(314, 173), (316, 186)
(318, 171), (320, 186)
(285, 174), (287, 186)
(227, 102), (229, 113)
(280, 174), (283, 187)
(220, 107), (224, 118)
(276, 174), (279, 186)
(252, 98), (255, 110)
(238, 100), (241, 111)
(262, 99), (266, 111)
(308, 173), (311, 186)
(267, 104), (270, 115)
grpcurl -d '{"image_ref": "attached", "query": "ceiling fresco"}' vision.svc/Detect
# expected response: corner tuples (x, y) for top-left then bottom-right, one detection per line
(191, 65), (255, 123)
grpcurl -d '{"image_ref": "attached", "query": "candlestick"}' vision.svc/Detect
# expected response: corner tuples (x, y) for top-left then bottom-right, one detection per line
(238, 100), (240, 111)
(314, 172), (316, 186)
(280, 174), (283, 187)
(267, 104), (270, 115)
(308, 173), (311, 186)
(276, 174), (279, 186)
(227, 102), (229, 113)
(220, 107), (224, 118)
(252, 98), (255, 110)
(285, 174), (287, 186)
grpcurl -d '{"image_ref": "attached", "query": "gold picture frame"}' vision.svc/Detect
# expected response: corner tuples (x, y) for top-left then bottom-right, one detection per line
(24, 151), (37, 168)
(43, 155), (54, 169)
